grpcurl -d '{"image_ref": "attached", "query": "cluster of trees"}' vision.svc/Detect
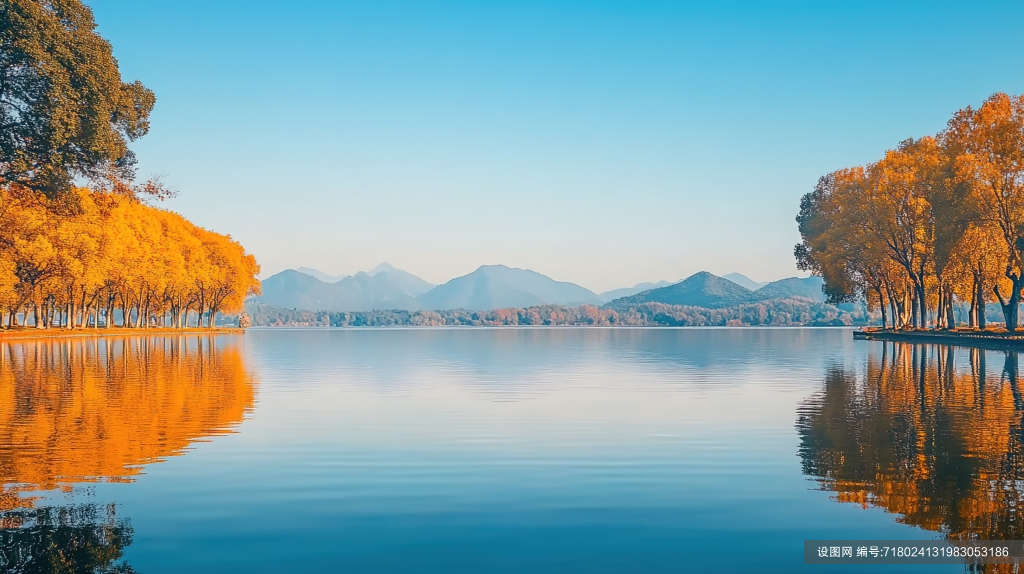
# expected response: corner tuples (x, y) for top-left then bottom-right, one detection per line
(0, 0), (260, 330)
(625, 300), (865, 327)
(243, 298), (864, 327)
(796, 92), (1024, 331)
(0, 186), (261, 329)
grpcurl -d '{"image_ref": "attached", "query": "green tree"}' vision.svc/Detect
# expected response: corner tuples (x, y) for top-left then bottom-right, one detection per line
(0, 0), (155, 198)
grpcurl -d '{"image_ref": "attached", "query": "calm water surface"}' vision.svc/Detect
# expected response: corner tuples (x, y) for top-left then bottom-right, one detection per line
(1, 328), (1017, 572)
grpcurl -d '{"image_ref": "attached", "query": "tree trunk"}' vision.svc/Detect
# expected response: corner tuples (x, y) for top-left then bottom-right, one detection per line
(887, 294), (895, 329)
(945, 293), (955, 329)
(977, 276), (987, 329)
(995, 273), (1024, 332)
(119, 293), (130, 327)
(912, 288), (920, 328)
(970, 275), (979, 328)
(32, 287), (43, 329)
(917, 281), (928, 329)
(893, 293), (905, 330)
(877, 287), (888, 329)
(77, 289), (86, 328)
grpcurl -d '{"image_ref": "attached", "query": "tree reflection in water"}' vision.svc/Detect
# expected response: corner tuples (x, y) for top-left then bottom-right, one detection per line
(0, 335), (257, 572)
(1, 503), (135, 573)
(798, 342), (1024, 571)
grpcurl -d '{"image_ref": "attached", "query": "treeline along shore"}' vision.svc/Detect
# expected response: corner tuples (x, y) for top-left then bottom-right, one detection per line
(240, 298), (867, 328)
(0, 326), (244, 341)
(0, 186), (261, 331)
(796, 92), (1024, 336)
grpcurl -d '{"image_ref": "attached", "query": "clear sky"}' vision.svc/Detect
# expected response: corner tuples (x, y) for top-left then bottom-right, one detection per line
(89, 0), (1024, 293)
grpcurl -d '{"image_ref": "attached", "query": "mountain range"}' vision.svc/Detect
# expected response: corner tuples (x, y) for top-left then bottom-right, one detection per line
(257, 269), (420, 312)
(293, 263), (436, 295)
(254, 265), (823, 313)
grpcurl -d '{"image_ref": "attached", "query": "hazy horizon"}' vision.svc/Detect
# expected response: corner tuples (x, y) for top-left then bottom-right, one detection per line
(88, 0), (1024, 293)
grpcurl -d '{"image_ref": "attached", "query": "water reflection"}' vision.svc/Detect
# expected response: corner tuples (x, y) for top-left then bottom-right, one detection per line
(1, 503), (136, 573)
(0, 335), (256, 571)
(798, 342), (1024, 544)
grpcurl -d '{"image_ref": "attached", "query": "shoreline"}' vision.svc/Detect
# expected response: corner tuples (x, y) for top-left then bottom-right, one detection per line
(0, 327), (245, 341)
(853, 329), (1024, 350)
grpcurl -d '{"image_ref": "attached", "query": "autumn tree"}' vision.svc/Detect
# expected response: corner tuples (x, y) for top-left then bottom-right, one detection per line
(796, 168), (918, 329)
(945, 93), (1024, 330)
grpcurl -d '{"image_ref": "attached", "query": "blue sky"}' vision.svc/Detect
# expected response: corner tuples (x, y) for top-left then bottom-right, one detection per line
(90, 0), (1024, 292)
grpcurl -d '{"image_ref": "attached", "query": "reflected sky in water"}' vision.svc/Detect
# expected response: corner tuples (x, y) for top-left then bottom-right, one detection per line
(3, 328), (1006, 572)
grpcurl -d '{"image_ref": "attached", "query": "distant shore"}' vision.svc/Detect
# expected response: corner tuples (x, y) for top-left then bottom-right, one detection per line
(0, 327), (245, 341)
(854, 328), (1024, 350)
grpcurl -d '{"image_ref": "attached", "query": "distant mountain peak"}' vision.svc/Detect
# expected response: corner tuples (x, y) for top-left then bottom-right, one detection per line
(417, 265), (601, 311)
(475, 264), (515, 273)
(368, 262), (398, 276)
(604, 271), (757, 310)
(598, 280), (672, 303)
(722, 273), (768, 291)
(295, 267), (347, 283)
(754, 276), (824, 302)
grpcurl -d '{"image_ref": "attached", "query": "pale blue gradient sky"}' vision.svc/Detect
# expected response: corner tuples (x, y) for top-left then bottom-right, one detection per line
(89, 0), (1024, 292)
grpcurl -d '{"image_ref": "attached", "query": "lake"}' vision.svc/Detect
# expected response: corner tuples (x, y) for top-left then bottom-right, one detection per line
(0, 327), (1015, 572)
